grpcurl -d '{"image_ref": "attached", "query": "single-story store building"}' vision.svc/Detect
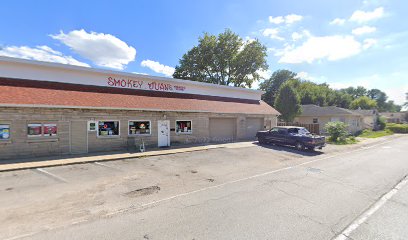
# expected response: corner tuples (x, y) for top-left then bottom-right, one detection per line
(0, 56), (279, 160)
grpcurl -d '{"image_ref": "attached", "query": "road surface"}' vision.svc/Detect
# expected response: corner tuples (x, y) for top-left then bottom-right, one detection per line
(1, 136), (408, 240)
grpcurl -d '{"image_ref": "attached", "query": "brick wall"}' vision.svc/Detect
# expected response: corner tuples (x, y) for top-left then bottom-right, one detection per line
(0, 107), (277, 160)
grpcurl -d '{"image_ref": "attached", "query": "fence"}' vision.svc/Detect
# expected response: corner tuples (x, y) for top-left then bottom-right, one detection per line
(277, 122), (320, 135)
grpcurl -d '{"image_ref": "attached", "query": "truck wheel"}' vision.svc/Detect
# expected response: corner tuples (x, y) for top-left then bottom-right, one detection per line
(295, 142), (304, 151)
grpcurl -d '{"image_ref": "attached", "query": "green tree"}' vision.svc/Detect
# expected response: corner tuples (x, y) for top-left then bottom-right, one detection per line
(350, 96), (378, 109)
(341, 86), (367, 99)
(367, 89), (388, 111)
(383, 100), (401, 112)
(259, 70), (297, 106)
(274, 82), (301, 122)
(173, 29), (268, 88)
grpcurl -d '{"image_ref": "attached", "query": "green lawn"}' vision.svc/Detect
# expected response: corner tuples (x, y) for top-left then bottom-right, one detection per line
(358, 129), (393, 138)
(328, 137), (358, 145)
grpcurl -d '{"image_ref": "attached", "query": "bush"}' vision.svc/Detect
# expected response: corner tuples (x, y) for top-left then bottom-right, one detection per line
(386, 123), (408, 133)
(377, 117), (386, 130)
(325, 121), (349, 142)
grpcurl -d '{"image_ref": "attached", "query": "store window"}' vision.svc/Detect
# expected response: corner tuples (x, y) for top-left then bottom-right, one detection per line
(0, 124), (10, 140)
(129, 121), (151, 135)
(98, 121), (120, 137)
(27, 123), (57, 137)
(176, 120), (192, 134)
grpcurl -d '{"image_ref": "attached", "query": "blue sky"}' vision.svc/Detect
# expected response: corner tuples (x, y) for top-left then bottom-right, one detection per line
(1, 0), (407, 104)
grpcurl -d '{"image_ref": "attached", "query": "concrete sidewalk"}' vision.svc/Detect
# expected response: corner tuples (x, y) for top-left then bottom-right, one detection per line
(0, 135), (400, 172)
(0, 142), (256, 172)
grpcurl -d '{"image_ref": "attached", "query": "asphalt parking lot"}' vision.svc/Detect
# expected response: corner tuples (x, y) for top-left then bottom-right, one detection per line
(0, 135), (404, 240)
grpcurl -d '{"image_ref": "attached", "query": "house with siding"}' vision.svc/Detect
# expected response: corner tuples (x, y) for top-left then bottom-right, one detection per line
(294, 105), (364, 134)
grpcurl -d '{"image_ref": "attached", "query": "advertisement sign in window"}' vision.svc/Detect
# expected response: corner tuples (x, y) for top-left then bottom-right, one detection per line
(27, 123), (42, 137)
(43, 124), (57, 136)
(98, 121), (120, 136)
(176, 120), (192, 134)
(129, 121), (151, 135)
(27, 123), (58, 137)
(0, 124), (10, 140)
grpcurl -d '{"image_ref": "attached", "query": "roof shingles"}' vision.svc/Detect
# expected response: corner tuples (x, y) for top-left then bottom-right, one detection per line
(0, 85), (279, 115)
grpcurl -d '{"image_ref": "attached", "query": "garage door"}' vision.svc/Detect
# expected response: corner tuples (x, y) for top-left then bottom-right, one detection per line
(209, 118), (236, 142)
(245, 118), (264, 140)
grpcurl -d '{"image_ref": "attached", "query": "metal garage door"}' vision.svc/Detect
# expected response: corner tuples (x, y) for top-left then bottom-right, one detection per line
(209, 118), (236, 142)
(245, 118), (264, 140)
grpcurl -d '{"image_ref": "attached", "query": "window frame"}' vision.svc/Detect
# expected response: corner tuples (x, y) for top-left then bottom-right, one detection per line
(27, 122), (58, 138)
(97, 120), (121, 138)
(312, 118), (318, 124)
(0, 123), (11, 141)
(175, 120), (193, 135)
(128, 120), (152, 136)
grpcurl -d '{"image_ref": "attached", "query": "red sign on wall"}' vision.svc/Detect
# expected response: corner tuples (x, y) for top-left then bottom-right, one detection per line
(107, 77), (186, 92)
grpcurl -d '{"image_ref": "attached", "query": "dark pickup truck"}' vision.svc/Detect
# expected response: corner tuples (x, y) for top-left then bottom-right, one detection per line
(256, 126), (326, 151)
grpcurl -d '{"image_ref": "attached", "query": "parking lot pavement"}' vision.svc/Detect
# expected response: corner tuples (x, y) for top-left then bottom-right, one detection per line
(0, 134), (402, 240)
(0, 142), (316, 239)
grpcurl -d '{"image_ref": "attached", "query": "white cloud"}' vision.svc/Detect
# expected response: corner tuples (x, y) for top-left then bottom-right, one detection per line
(278, 35), (362, 64)
(268, 16), (284, 24)
(350, 7), (384, 23)
(132, 72), (148, 75)
(285, 14), (303, 24)
(262, 28), (284, 41)
(330, 18), (346, 25)
(51, 29), (136, 70)
(291, 32), (303, 41)
(363, 38), (377, 49)
(268, 14), (303, 25)
(352, 26), (377, 35)
(296, 71), (313, 80)
(291, 30), (311, 41)
(0, 45), (89, 67)
(141, 60), (175, 77)
(257, 69), (272, 79)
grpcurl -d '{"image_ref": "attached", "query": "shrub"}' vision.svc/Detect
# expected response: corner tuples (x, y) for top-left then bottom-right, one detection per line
(377, 117), (386, 130)
(325, 121), (349, 142)
(386, 123), (408, 133)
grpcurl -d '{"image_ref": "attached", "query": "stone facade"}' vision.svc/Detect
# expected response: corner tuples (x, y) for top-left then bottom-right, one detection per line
(0, 107), (277, 160)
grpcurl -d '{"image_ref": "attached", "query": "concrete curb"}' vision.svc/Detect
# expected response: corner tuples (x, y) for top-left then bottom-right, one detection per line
(0, 145), (225, 172)
(0, 135), (402, 172)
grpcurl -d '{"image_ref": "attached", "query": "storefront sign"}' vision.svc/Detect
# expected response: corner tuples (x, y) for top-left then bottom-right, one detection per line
(107, 77), (186, 93)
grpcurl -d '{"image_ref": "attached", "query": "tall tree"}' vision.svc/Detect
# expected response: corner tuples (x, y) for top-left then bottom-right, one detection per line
(259, 70), (297, 107)
(367, 89), (388, 111)
(341, 86), (367, 99)
(350, 96), (377, 109)
(274, 82), (301, 122)
(173, 29), (268, 88)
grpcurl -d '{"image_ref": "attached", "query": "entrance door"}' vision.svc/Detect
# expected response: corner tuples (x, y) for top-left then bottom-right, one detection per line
(70, 121), (88, 154)
(157, 120), (170, 147)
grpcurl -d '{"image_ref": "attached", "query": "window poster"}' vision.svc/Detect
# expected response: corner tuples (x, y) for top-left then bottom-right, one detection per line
(0, 124), (10, 139)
